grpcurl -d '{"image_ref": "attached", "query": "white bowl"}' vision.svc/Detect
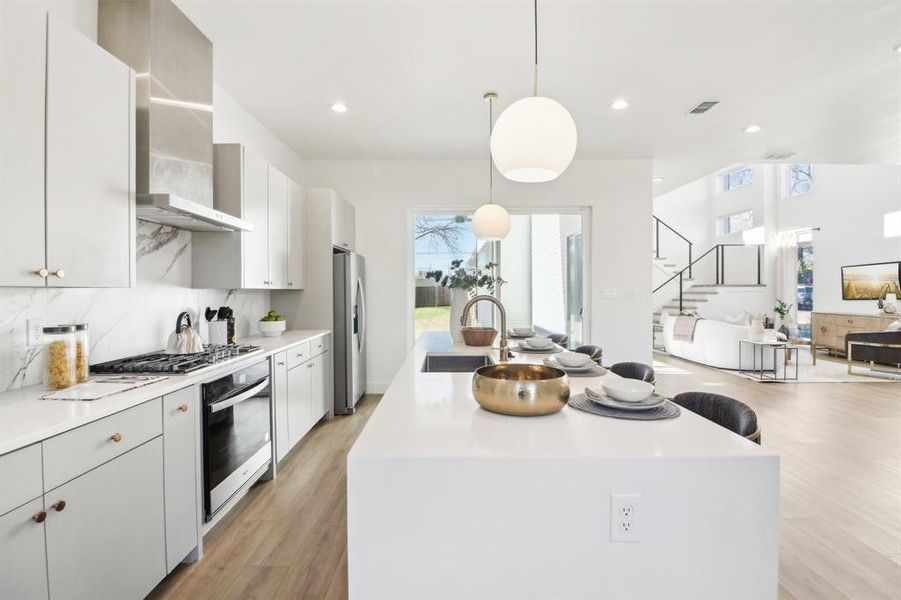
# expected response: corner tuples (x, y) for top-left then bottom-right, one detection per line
(556, 351), (592, 368)
(258, 320), (286, 337)
(512, 327), (535, 336)
(524, 336), (553, 349)
(600, 379), (655, 403)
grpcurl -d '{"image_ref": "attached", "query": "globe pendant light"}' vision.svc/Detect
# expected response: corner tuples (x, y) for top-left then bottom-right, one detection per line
(472, 92), (511, 241)
(490, 0), (577, 183)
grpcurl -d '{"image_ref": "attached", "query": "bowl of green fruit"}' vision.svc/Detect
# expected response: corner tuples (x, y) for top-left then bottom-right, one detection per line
(259, 310), (287, 337)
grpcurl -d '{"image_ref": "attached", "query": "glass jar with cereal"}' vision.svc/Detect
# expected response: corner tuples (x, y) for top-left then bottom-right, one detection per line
(43, 325), (77, 390)
(62, 323), (90, 383)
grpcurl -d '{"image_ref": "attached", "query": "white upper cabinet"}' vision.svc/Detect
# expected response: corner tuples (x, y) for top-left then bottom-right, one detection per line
(0, 12), (135, 288)
(287, 179), (305, 289)
(45, 17), (135, 288)
(242, 146), (270, 288)
(268, 166), (289, 288)
(193, 143), (304, 290)
(331, 193), (356, 252)
(0, 3), (46, 286)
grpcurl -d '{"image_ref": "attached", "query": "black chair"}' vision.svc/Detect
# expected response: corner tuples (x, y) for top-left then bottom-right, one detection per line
(575, 345), (603, 363)
(672, 392), (761, 444)
(548, 333), (568, 346)
(609, 362), (655, 384)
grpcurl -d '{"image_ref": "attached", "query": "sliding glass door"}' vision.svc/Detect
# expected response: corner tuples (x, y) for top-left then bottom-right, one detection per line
(411, 210), (587, 347)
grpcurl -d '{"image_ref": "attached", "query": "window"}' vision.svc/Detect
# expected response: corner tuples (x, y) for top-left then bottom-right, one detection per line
(412, 211), (586, 346)
(413, 214), (479, 341)
(787, 164), (813, 196)
(716, 210), (754, 236)
(795, 240), (813, 339)
(722, 166), (753, 191)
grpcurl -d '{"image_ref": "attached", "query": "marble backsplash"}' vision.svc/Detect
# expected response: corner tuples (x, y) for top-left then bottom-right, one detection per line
(0, 221), (271, 390)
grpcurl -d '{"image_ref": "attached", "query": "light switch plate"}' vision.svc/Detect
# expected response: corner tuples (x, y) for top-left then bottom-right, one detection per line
(610, 493), (641, 542)
(26, 319), (43, 346)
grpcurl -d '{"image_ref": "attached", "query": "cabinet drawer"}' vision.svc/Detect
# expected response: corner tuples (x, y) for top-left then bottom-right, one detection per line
(311, 335), (330, 357)
(43, 398), (162, 490)
(287, 341), (312, 369)
(0, 444), (43, 516)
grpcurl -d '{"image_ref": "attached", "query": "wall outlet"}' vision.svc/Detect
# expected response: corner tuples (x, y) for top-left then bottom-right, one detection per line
(610, 493), (641, 542)
(26, 319), (44, 346)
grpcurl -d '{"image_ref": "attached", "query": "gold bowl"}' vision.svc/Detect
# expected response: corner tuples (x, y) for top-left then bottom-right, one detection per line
(472, 363), (570, 416)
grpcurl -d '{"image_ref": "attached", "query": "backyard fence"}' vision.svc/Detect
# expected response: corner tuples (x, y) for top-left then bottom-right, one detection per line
(415, 285), (451, 308)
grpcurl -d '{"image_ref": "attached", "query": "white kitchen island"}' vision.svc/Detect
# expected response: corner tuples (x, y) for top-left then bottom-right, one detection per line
(347, 333), (779, 599)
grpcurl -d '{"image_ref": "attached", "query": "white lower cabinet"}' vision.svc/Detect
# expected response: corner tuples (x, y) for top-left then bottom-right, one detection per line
(287, 361), (313, 449)
(272, 351), (290, 462)
(274, 338), (331, 463)
(45, 437), (166, 600)
(0, 497), (48, 600)
(162, 387), (199, 572)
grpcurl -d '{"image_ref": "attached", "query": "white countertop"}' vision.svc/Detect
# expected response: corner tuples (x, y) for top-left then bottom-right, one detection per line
(349, 332), (775, 460)
(0, 329), (330, 455)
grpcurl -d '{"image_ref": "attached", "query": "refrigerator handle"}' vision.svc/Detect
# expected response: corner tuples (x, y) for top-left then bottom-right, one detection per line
(356, 277), (366, 352)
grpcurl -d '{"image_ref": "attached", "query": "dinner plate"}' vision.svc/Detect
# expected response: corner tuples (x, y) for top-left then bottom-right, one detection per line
(513, 343), (562, 354)
(544, 356), (594, 372)
(585, 390), (666, 411)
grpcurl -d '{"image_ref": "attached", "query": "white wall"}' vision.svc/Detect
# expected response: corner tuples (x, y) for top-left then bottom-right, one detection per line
(776, 164), (901, 314)
(0, 0), (307, 389)
(304, 159), (653, 392)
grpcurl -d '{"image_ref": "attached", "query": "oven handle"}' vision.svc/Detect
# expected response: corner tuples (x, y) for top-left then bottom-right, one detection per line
(207, 377), (270, 414)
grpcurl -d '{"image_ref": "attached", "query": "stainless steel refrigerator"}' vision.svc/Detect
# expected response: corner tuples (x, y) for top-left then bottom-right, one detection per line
(333, 252), (366, 414)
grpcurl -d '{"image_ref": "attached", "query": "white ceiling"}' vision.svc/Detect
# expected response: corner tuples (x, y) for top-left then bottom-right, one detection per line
(176, 0), (901, 193)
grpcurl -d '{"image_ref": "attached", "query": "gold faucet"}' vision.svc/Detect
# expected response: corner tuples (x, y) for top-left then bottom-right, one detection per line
(460, 294), (509, 362)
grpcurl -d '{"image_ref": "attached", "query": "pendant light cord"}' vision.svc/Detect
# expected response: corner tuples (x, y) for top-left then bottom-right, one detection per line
(533, 0), (539, 96)
(488, 94), (494, 203)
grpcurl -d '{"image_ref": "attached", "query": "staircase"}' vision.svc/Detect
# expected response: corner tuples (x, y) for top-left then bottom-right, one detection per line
(650, 216), (765, 351)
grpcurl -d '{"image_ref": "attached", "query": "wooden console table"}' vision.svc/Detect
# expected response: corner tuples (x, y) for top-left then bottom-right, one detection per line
(810, 311), (897, 365)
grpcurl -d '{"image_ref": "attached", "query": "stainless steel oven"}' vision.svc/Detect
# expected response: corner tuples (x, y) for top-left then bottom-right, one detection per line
(202, 359), (272, 521)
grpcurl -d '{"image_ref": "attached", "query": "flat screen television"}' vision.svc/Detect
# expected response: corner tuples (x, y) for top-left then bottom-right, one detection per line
(840, 261), (901, 301)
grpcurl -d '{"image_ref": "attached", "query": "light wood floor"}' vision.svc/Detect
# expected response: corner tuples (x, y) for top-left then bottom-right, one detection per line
(150, 354), (901, 600)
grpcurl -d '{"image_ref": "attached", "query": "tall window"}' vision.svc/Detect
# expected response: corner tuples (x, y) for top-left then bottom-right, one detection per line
(787, 163), (813, 196)
(412, 211), (586, 346)
(413, 215), (478, 340)
(716, 210), (754, 236)
(722, 166), (753, 191)
(795, 236), (814, 339)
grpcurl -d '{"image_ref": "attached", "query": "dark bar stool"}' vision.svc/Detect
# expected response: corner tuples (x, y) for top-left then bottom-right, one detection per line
(671, 392), (761, 444)
(548, 333), (568, 347)
(609, 362), (656, 384)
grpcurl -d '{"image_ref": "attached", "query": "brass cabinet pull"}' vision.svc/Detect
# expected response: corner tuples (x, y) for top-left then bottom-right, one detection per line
(178, 404), (188, 413)
(33, 511), (47, 523)
(317, 344), (323, 349)
(35, 268), (48, 278)
(277, 361), (285, 366)
(110, 432), (123, 443)
(297, 353), (304, 358)
(288, 282), (293, 286)
(52, 269), (65, 279)
(51, 501), (66, 512)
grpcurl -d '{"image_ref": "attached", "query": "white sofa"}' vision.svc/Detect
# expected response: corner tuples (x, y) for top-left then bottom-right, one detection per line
(661, 315), (776, 370)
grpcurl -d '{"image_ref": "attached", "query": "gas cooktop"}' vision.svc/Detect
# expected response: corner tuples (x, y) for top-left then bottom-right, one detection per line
(90, 345), (262, 375)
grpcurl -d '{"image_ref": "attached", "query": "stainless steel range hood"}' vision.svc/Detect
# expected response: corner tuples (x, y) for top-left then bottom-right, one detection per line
(99, 0), (252, 232)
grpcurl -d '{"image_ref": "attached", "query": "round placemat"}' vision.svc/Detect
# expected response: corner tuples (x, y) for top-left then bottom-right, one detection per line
(568, 393), (681, 420)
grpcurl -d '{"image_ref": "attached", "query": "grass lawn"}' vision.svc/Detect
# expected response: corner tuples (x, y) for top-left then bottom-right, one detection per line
(414, 306), (450, 341)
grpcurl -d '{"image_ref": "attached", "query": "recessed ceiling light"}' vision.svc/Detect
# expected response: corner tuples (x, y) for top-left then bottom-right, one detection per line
(894, 43), (901, 53)
(610, 99), (630, 110)
(652, 177), (665, 183)
(331, 102), (348, 113)
(743, 124), (762, 133)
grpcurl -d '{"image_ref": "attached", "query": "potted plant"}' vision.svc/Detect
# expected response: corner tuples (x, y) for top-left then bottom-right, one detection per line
(425, 259), (505, 342)
(773, 299), (793, 334)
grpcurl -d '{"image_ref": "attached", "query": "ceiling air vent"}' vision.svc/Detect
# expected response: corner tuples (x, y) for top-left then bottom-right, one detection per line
(688, 101), (719, 115)
(762, 152), (796, 161)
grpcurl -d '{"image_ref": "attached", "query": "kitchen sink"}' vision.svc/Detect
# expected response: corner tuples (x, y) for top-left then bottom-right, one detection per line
(421, 353), (494, 373)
